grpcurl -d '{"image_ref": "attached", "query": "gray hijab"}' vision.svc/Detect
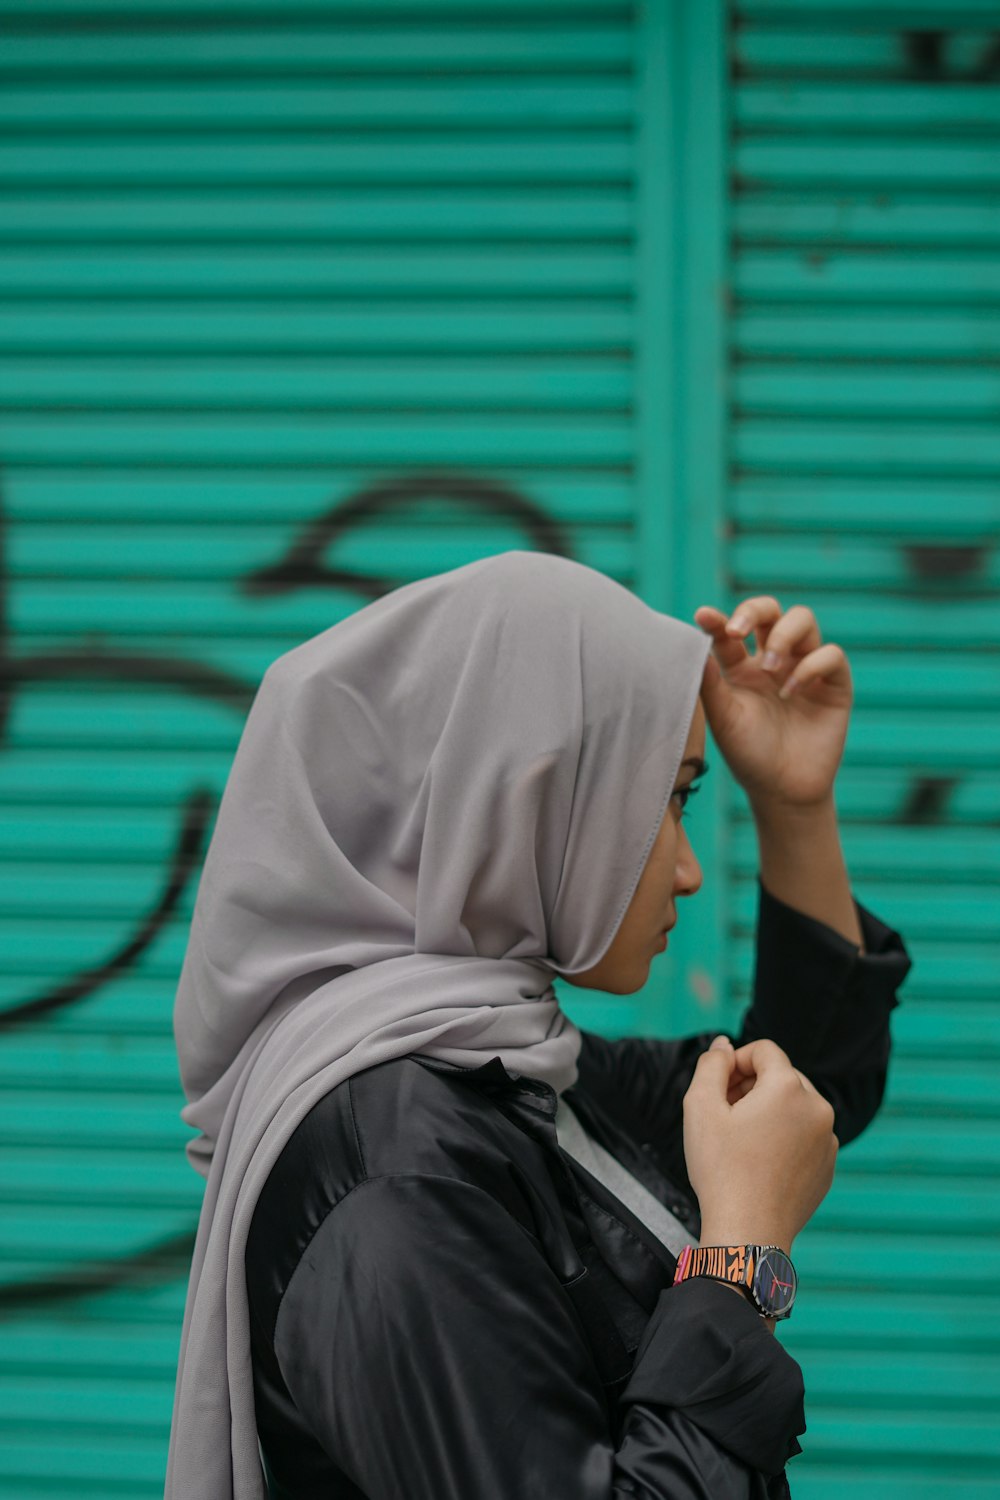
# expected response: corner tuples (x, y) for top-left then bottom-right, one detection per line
(165, 549), (711, 1498)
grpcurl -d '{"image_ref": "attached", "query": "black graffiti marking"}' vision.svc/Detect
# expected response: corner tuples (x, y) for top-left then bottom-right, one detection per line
(0, 469), (565, 1033)
(903, 543), (990, 583)
(903, 30), (1000, 82)
(0, 482), (9, 747)
(2, 646), (255, 710)
(0, 786), (213, 1031)
(0, 466), (570, 1308)
(899, 775), (957, 826)
(904, 30), (948, 80)
(0, 638), (254, 1030)
(242, 469), (574, 600)
(0, 1227), (196, 1315)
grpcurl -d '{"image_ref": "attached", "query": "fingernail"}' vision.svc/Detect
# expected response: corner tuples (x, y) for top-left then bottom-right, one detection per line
(710, 1034), (732, 1052)
(727, 614), (749, 633)
(778, 676), (799, 699)
(762, 650), (780, 671)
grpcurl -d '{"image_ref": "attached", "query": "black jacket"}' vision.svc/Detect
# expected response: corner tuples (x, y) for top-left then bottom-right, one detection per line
(245, 881), (912, 1499)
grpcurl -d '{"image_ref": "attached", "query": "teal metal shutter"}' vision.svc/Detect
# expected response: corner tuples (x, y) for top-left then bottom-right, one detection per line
(730, 5), (1000, 1496)
(0, 3), (727, 1494)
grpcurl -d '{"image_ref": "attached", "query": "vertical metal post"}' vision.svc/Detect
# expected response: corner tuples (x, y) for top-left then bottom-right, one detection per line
(635, 0), (729, 1037)
(635, 0), (679, 619)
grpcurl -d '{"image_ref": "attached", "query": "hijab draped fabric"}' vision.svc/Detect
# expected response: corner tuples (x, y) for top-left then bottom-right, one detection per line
(166, 549), (712, 1497)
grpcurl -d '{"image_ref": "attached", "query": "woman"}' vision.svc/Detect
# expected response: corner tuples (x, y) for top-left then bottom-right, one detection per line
(165, 550), (912, 1499)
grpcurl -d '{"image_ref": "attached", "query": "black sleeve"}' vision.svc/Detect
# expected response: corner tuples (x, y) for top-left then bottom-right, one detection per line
(737, 876), (913, 1147)
(272, 1173), (805, 1500)
(575, 881), (913, 1193)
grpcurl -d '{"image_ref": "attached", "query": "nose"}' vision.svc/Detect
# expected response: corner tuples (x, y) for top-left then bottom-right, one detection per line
(674, 821), (703, 898)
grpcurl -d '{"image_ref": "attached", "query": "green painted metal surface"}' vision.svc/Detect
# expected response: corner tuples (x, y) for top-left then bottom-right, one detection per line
(729, 3), (1000, 1494)
(0, 3), (707, 1492)
(0, 0), (997, 1495)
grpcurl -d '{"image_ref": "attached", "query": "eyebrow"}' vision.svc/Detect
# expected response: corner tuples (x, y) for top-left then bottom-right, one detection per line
(678, 757), (709, 779)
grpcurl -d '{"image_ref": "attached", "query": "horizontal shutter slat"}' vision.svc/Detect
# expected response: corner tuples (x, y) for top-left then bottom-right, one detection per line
(0, 79), (635, 128)
(0, 24), (636, 73)
(1, 188), (633, 241)
(735, 195), (1000, 248)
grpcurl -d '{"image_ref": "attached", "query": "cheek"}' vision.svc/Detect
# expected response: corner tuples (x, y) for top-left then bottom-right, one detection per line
(634, 832), (677, 922)
(657, 826), (681, 893)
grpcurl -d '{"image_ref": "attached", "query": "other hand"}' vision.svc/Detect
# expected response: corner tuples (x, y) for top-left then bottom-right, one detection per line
(683, 1036), (839, 1255)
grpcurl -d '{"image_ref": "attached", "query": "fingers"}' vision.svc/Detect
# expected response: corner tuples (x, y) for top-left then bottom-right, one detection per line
(730, 1039), (832, 1103)
(726, 1075), (756, 1105)
(724, 596), (784, 653)
(695, 599), (822, 673)
(686, 1036), (738, 1107)
(690, 1036), (804, 1110)
(690, 1035), (839, 1179)
(729, 1037), (792, 1077)
(693, 605), (754, 671)
(694, 599), (782, 670)
(694, 599), (853, 704)
(776, 641), (853, 703)
(746, 603), (822, 667)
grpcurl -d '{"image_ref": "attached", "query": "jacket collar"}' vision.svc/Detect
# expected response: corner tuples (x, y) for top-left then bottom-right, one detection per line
(413, 1052), (559, 1119)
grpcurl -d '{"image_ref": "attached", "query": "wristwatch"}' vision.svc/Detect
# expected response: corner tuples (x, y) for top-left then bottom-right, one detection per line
(673, 1243), (798, 1321)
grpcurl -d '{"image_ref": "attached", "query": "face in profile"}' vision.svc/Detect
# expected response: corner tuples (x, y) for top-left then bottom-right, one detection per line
(563, 699), (706, 995)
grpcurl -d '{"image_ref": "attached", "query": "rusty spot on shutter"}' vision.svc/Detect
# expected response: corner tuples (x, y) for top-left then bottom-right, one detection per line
(899, 776), (957, 826)
(903, 29), (1000, 82)
(903, 30), (947, 80)
(904, 544), (988, 582)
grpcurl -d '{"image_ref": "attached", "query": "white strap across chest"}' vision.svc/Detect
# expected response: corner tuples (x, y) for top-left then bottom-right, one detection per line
(555, 1097), (698, 1260)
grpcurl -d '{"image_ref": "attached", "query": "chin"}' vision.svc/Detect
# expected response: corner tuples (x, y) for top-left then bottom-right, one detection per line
(563, 959), (649, 996)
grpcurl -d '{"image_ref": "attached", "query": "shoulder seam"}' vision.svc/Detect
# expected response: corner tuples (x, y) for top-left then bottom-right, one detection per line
(347, 1073), (366, 1177)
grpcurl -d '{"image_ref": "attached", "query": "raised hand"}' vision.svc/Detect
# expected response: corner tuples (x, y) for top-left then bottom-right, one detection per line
(693, 596), (852, 812)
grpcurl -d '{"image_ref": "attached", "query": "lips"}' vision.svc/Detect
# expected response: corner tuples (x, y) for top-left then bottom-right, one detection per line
(655, 919), (676, 949)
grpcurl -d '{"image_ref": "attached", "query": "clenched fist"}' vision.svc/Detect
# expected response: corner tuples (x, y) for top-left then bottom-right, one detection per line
(683, 1036), (839, 1255)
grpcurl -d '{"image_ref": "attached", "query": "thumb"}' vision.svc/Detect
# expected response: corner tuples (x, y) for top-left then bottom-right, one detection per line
(687, 1035), (735, 1104)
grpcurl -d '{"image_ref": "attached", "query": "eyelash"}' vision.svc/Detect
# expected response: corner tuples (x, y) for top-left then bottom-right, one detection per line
(673, 783), (702, 816)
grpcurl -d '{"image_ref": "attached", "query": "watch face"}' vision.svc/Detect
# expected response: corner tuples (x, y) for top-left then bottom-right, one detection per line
(753, 1248), (797, 1317)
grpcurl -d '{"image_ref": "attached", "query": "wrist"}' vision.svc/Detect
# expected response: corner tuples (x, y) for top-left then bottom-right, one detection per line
(749, 789), (837, 830)
(699, 1228), (794, 1259)
(687, 1240), (793, 1332)
(749, 790), (864, 947)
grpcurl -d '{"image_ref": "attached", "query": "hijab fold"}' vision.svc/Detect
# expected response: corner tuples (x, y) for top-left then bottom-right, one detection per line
(165, 549), (711, 1497)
